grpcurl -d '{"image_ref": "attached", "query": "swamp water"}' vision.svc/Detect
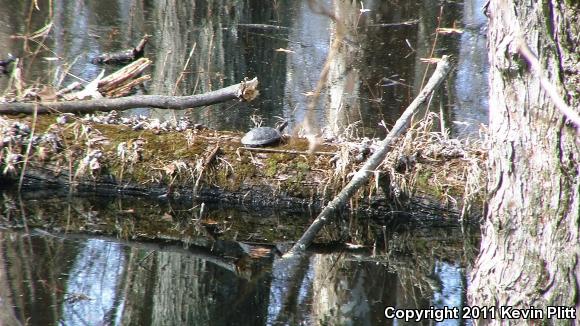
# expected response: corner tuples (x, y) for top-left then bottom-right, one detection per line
(0, 193), (479, 325)
(0, 0), (488, 324)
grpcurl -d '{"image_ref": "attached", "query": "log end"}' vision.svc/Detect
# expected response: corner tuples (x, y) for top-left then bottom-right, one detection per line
(237, 77), (260, 102)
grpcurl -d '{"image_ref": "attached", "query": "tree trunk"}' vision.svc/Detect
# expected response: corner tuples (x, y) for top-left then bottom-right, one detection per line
(469, 0), (579, 322)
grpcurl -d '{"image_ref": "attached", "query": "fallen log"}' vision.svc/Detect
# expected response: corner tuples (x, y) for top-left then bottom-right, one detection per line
(97, 57), (152, 97)
(0, 77), (259, 115)
(58, 58), (152, 101)
(284, 55), (453, 256)
(0, 68), (484, 223)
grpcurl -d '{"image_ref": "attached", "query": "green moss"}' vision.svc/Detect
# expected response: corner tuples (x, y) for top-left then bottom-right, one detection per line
(295, 161), (310, 173)
(279, 160), (313, 198)
(416, 170), (433, 188)
(265, 158), (278, 177)
(219, 161), (256, 191)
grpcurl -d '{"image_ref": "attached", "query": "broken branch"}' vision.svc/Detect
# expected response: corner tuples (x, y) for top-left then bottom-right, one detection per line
(91, 34), (151, 65)
(0, 77), (259, 115)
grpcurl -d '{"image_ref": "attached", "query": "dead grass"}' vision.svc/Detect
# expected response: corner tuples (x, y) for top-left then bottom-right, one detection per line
(379, 112), (487, 218)
(322, 111), (487, 218)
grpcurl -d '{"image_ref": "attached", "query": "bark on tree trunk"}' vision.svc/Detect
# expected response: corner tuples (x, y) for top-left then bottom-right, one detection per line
(469, 0), (579, 323)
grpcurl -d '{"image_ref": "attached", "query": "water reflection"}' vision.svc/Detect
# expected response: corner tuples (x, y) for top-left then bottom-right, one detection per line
(432, 261), (466, 326)
(451, 0), (489, 138)
(0, 0), (488, 138)
(0, 193), (479, 325)
(0, 232), (474, 325)
(63, 239), (126, 325)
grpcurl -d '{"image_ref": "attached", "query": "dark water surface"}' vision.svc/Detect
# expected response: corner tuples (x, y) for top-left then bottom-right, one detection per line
(0, 0), (488, 324)
(0, 193), (479, 325)
(0, 0), (488, 138)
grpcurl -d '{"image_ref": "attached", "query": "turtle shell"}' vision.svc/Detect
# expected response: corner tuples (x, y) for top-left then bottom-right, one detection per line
(241, 126), (282, 147)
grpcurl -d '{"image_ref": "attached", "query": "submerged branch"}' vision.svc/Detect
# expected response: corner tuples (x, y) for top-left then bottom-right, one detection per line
(91, 34), (151, 65)
(284, 56), (453, 257)
(368, 19), (420, 28)
(0, 77), (259, 115)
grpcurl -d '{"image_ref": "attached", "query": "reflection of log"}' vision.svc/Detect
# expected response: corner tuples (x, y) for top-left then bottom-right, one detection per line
(0, 77), (259, 114)
(270, 255), (311, 324)
(92, 34), (151, 65)
(285, 56), (453, 256)
(42, 231), (242, 275)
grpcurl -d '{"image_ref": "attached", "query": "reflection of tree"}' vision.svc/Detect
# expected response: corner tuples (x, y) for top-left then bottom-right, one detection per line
(282, 1), (330, 133)
(63, 240), (127, 325)
(145, 0), (292, 131)
(267, 254), (311, 324)
(0, 241), (21, 325)
(0, 226), (278, 325)
(0, 2), (26, 92)
(310, 0), (465, 138)
(311, 253), (399, 325)
(0, 231), (79, 325)
(307, 220), (478, 324)
(450, 0), (488, 137)
(111, 237), (275, 325)
(325, 0), (362, 137)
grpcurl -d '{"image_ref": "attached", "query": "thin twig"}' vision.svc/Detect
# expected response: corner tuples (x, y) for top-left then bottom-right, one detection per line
(193, 144), (221, 196)
(238, 147), (336, 156)
(173, 42), (197, 95)
(420, 6), (444, 90)
(237, 24), (288, 31)
(367, 19), (420, 28)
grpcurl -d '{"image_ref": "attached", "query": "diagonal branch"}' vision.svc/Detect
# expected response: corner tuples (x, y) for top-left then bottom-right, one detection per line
(516, 39), (580, 131)
(284, 56), (453, 257)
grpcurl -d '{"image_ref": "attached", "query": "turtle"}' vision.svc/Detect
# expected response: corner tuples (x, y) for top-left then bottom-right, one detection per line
(241, 120), (288, 147)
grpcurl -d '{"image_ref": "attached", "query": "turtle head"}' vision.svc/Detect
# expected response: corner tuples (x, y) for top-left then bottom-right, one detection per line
(275, 120), (288, 132)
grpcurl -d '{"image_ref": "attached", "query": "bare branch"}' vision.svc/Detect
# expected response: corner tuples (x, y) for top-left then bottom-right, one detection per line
(0, 77), (259, 115)
(517, 39), (580, 130)
(284, 56), (453, 257)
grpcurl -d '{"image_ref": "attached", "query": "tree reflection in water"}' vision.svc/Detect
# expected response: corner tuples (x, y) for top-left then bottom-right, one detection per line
(0, 192), (478, 325)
